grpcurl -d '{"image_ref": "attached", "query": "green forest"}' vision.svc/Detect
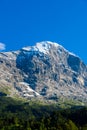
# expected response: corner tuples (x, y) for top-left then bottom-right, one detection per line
(0, 97), (87, 130)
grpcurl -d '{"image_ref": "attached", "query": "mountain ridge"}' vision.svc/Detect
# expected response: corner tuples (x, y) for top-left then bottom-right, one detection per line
(0, 41), (87, 103)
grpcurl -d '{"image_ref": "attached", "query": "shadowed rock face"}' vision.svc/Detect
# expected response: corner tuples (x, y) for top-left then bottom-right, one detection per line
(67, 55), (80, 72)
(0, 41), (87, 102)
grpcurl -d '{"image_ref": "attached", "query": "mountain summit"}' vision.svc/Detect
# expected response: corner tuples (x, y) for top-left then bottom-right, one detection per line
(0, 41), (87, 102)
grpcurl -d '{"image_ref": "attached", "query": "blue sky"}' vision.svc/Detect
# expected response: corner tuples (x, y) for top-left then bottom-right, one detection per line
(0, 0), (87, 63)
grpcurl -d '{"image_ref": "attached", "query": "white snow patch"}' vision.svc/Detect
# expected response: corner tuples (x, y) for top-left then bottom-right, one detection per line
(69, 52), (77, 57)
(46, 41), (60, 47)
(36, 42), (50, 54)
(19, 82), (40, 96)
(22, 46), (31, 51)
(23, 93), (34, 97)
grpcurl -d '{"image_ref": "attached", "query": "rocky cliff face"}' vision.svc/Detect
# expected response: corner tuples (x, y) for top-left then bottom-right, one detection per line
(0, 41), (87, 102)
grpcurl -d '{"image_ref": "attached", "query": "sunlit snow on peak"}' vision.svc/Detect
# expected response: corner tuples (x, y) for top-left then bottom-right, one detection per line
(22, 41), (77, 57)
(24, 41), (58, 53)
(36, 41), (51, 54)
(22, 41), (65, 54)
(37, 41), (60, 48)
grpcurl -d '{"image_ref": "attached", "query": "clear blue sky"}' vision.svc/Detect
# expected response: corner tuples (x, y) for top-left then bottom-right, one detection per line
(0, 0), (87, 63)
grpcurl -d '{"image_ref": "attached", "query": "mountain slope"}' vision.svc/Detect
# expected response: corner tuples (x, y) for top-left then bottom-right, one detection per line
(0, 41), (87, 102)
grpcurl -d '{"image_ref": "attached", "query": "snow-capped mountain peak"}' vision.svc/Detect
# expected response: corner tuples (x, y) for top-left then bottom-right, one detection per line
(22, 41), (65, 54)
(0, 41), (87, 102)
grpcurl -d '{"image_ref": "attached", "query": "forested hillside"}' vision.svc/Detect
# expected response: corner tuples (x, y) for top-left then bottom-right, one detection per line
(0, 97), (87, 130)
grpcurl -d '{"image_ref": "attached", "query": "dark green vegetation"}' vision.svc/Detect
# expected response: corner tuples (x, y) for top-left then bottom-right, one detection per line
(0, 97), (87, 130)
